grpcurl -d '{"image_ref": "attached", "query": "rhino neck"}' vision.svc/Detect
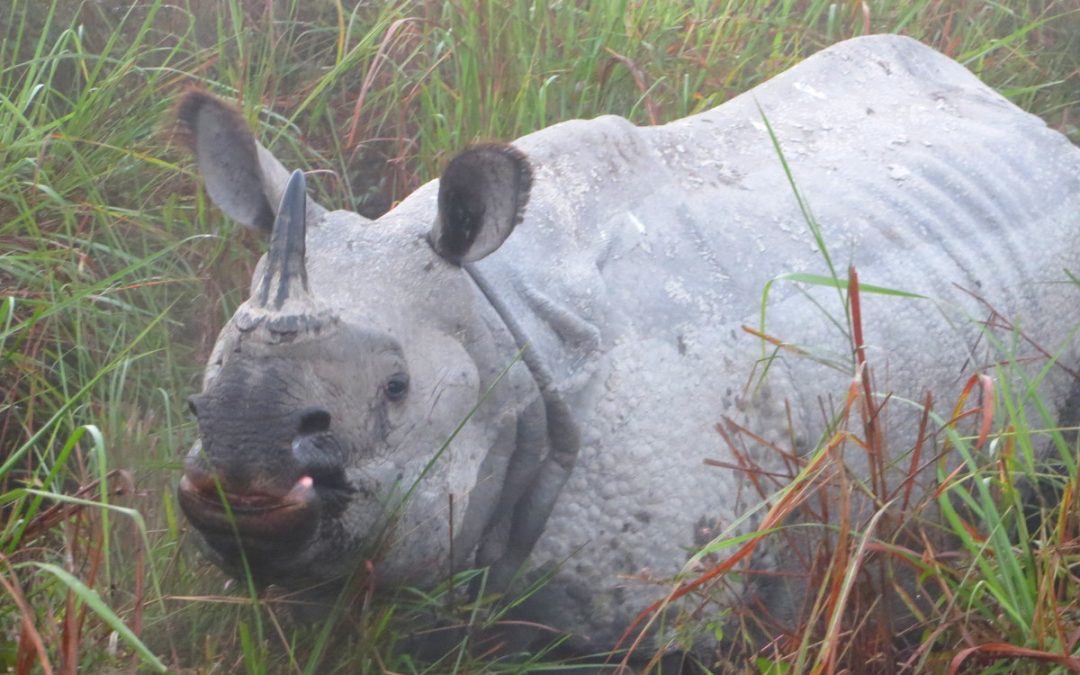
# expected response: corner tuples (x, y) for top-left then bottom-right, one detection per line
(461, 262), (581, 591)
(465, 263), (580, 462)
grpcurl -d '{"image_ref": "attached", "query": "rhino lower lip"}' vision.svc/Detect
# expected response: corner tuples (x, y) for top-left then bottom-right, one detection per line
(178, 475), (320, 543)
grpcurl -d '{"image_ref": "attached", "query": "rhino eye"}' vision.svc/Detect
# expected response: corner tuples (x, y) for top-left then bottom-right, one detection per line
(298, 406), (332, 435)
(385, 372), (409, 402)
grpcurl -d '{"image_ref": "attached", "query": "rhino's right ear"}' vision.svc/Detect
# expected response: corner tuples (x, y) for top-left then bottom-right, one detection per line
(430, 144), (532, 264)
(176, 90), (320, 233)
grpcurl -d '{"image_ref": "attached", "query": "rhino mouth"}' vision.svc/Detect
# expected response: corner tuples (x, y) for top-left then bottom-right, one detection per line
(180, 476), (317, 536)
(178, 469), (324, 567)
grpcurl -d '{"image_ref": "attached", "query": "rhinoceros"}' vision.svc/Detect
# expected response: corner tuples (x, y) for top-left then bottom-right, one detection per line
(176, 34), (1080, 658)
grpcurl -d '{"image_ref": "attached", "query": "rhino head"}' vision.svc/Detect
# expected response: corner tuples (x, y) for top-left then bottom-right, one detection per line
(175, 91), (537, 589)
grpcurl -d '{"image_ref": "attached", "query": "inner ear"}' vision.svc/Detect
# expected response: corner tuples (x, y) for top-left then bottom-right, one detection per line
(429, 144), (533, 264)
(176, 90), (277, 233)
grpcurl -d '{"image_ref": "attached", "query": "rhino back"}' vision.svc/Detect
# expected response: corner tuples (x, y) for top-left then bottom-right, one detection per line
(479, 33), (1078, 391)
(470, 34), (1080, 646)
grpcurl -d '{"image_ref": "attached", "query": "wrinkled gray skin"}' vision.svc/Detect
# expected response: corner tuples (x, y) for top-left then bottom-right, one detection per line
(177, 35), (1080, 655)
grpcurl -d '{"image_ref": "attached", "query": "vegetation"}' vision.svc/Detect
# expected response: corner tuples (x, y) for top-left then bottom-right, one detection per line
(1, 0), (1077, 672)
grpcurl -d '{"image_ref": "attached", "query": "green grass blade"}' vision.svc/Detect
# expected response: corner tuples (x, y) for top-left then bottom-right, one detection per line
(31, 562), (167, 672)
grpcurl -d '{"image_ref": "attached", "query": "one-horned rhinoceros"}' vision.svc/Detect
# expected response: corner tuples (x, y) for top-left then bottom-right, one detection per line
(176, 34), (1080, 655)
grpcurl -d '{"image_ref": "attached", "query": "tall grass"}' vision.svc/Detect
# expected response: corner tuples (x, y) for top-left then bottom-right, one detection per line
(1, 0), (1077, 672)
(616, 270), (1080, 672)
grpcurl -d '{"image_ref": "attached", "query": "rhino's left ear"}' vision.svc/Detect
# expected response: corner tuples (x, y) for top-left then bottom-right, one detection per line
(430, 144), (532, 264)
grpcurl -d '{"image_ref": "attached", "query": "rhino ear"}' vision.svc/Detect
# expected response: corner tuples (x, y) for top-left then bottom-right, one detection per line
(430, 144), (532, 264)
(176, 90), (322, 233)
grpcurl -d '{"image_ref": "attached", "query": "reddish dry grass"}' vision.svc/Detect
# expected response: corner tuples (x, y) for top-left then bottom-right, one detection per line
(616, 267), (1080, 674)
(3, 470), (147, 675)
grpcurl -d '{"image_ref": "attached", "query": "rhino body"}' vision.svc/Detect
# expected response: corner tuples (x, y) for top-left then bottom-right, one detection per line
(177, 34), (1080, 654)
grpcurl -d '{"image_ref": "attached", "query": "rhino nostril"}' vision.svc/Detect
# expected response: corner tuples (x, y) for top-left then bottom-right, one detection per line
(297, 405), (331, 435)
(187, 395), (201, 418)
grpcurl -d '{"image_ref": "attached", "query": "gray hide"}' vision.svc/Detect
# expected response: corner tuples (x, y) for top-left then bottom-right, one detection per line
(180, 34), (1080, 655)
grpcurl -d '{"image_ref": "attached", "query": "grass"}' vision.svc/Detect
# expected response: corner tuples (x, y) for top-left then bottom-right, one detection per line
(621, 275), (1080, 672)
(0, 0), (1078, 672)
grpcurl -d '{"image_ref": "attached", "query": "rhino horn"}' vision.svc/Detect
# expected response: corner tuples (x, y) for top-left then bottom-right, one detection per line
(256, 169), (311, 310)
(238, 170), (332, 336)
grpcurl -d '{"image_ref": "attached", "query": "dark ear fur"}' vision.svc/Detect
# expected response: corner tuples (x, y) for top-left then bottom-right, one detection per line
(175, 89), (276, 233)
(430, 144), (533, 264)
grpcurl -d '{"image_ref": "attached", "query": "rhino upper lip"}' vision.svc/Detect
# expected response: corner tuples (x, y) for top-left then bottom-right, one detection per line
(178, 475), (320, 542)
(180, 475), (311, 511)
